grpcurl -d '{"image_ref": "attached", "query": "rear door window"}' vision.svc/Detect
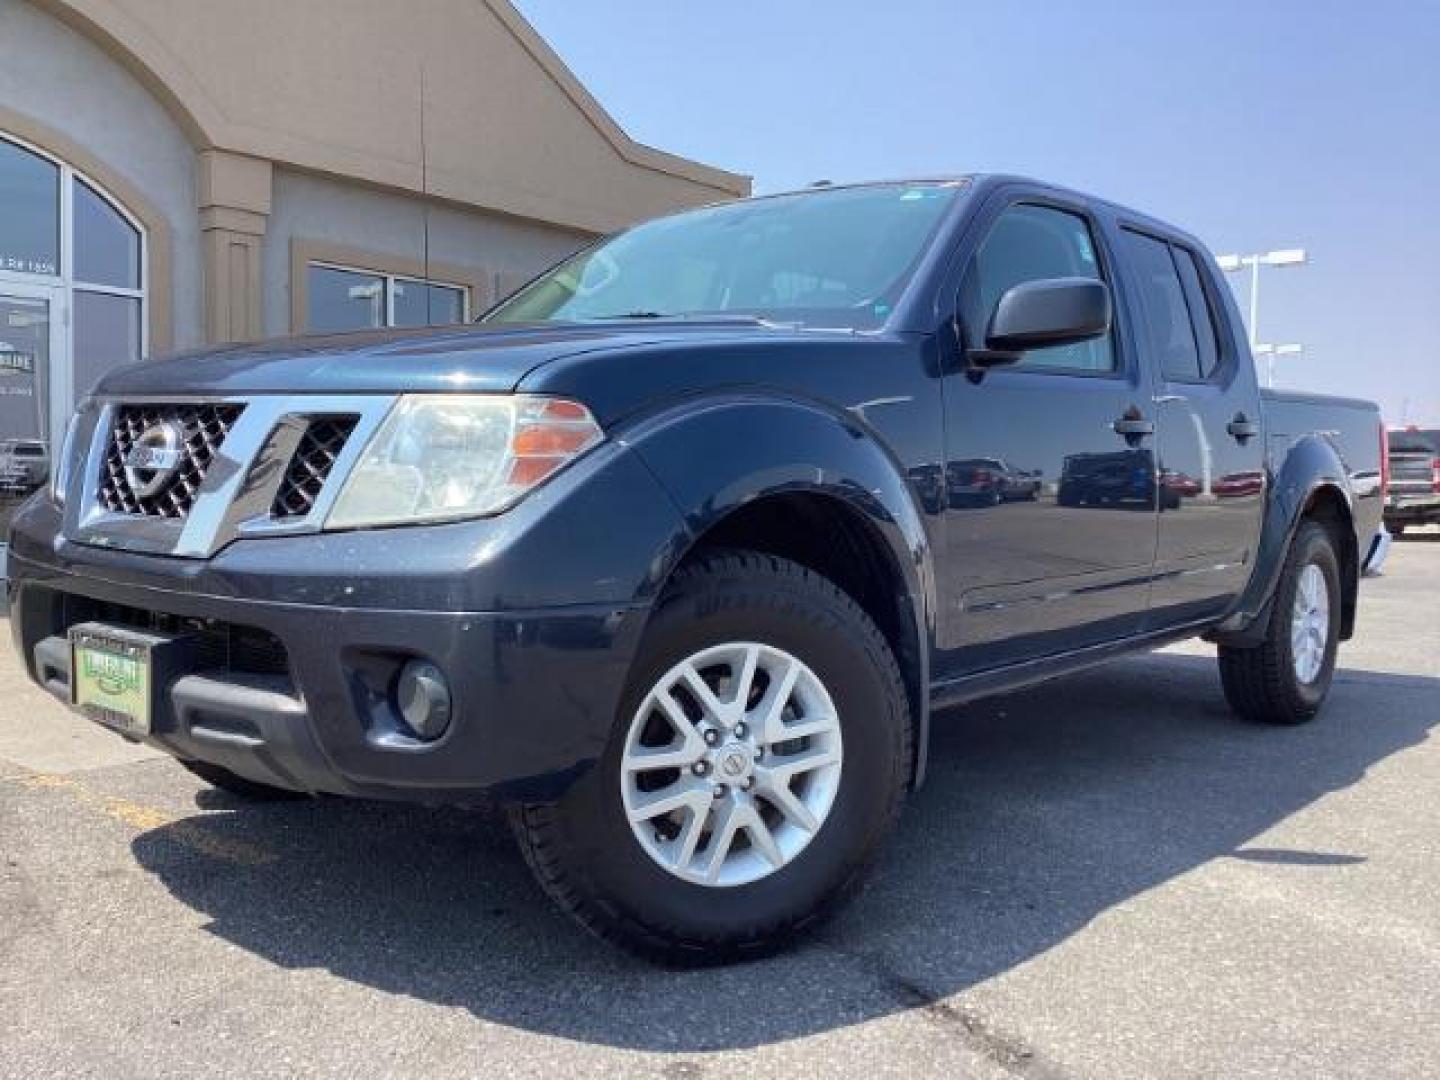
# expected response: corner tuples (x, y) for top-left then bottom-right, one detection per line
(1172, 247), (1222, 379)
(1122, 230), (1201, 381)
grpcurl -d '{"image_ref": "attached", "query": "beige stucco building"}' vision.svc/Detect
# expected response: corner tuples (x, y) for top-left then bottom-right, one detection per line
(0, 0), (747, 541)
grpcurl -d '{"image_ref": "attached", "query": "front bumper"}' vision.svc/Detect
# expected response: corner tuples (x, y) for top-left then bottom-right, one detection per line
(9, 552), (645, 800)
(1383, 493), (1440, 526)
(5, 440), (685, 801)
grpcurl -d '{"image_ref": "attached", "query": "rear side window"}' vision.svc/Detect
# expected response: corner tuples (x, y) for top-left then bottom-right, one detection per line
(962, 204), (1115, 373)
(1122, 230), (1201, 381)
(1172, 247), (1222, 379)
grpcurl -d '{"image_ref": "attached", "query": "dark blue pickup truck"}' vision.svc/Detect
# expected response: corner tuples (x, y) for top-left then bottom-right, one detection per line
(7, 176), (1384, 961)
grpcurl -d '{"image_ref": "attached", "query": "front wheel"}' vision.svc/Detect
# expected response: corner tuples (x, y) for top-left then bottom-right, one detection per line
(1219, 520), (1342, 724)
(509, 550), (911, 963)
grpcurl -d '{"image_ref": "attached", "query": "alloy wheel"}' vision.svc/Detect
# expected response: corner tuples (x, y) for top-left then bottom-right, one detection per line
(620, 642), (843, 887)
(1290, 562), (1331, 684)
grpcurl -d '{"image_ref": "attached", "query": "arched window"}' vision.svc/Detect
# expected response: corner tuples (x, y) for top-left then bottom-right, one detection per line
(1, 132), (146, 548)
(0, 131), (146, 416)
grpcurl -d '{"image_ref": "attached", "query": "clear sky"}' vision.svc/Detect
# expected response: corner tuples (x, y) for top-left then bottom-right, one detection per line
(514, 0), (1439, 425)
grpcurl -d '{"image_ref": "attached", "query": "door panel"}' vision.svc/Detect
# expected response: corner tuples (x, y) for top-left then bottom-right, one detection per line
(1150, 385), (1265, 623)
(1117, 232), (1265, 626)
(937, 198), (1157, 678)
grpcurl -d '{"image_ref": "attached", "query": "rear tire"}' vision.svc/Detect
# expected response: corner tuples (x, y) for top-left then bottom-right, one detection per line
(179, 759), (309, 801)
(1218, 520), (1341, 725)
(509, 549), (911, 964)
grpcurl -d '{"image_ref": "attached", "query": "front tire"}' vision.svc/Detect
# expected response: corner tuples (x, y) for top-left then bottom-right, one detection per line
(1219, 520), (1342, 724)
(509, 550), (911, 963)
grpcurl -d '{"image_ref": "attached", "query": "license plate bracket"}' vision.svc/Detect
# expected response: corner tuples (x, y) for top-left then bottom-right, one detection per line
(69, 623), (176, 737)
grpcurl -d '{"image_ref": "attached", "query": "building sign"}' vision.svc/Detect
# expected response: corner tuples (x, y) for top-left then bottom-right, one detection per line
(0, 344), (35, 375)
(1, 255), (57, 276)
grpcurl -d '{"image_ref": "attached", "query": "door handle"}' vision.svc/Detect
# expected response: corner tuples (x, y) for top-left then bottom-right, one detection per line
(1112, 415), (1155, 440)
(1227, 415), (1261, 442)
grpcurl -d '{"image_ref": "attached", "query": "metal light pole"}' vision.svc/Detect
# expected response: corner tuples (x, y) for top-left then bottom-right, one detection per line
(1251, 342), (1304, 389)
(1214, 249), (1307, 385)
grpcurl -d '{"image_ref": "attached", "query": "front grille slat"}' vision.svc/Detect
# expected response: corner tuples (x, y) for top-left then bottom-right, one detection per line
(270, 416), (358, 519)
(99, 404), (244, 519)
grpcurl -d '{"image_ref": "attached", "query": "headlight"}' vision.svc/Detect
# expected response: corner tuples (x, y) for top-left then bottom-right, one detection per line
(50, 409), (84, 507)
(326, 394), (603, 529)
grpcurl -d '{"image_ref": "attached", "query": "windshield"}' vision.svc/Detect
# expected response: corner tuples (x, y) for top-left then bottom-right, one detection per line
(483, 182), (962, 330)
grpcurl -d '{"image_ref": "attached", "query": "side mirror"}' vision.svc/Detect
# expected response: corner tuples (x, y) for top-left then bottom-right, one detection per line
(974, 277), (1112, 366)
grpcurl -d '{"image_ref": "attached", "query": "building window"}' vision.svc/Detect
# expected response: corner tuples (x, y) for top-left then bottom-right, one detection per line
(1, 131), (147, 559)
(0, 133), (145, 424)
(0, 138), (59, 277)
(305, 262), (468, 332)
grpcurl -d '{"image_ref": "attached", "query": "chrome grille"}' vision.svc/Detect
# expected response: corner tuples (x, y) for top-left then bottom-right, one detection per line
(271, 416), (359, 519)
(98, 404), (244, 519)
(72, 393), (395, 558)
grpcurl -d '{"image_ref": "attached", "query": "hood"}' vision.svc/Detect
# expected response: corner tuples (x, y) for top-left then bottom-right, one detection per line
(92, 322), (698, 397)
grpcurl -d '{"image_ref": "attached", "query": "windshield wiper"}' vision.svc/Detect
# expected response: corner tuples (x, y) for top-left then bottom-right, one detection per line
(593, 312), (798, 327)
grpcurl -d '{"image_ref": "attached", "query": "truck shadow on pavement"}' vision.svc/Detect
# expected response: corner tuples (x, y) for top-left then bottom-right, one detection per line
(130, 651), (1437, 1052)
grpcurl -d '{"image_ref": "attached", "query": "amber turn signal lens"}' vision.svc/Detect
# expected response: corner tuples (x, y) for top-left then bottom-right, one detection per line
(504, 397), (604, 493)
(506, 455), (565, 488)
(512, 424), (597, 456)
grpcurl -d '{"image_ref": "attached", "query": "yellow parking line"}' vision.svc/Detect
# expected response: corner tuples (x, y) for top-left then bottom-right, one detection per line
(16, 771), (276, 866)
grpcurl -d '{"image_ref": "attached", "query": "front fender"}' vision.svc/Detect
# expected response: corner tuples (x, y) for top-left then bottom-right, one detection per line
(621, 393), (936, 779)
(1212, 433), (1357, 643)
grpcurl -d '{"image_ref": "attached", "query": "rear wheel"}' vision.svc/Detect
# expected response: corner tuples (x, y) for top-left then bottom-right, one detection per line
(509, 550), (911, 963)
(1219, 520), (1341, 724)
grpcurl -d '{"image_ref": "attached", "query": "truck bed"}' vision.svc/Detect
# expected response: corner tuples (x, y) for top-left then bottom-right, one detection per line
(1260, 388), (1382, 489)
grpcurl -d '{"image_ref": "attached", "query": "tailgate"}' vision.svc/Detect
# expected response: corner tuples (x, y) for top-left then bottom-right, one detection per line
(1388, 451), (1437, 499)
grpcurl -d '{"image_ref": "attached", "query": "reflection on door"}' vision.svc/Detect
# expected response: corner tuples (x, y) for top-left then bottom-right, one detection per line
(1, 294), (50, 556)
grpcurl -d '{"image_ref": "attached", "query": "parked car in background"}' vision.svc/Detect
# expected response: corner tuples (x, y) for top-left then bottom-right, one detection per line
(1057, 448), (1155, 508)
(0, 439), (48, 494)
(1383, 427), (1440, 535)
(945, 457), (1040, 507)
(8, 176), (1384, 962)
(1211, 470), (1266, 499)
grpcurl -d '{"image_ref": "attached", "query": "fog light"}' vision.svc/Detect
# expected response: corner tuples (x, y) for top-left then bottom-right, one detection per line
(395, 659), (452, 741)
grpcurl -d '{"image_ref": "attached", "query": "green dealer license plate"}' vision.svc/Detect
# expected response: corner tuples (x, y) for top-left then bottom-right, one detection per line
(70, 625), (156, 736)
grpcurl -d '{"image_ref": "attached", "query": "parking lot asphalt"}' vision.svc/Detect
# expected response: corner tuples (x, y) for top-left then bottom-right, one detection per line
(2, 532), (1437, 1080)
